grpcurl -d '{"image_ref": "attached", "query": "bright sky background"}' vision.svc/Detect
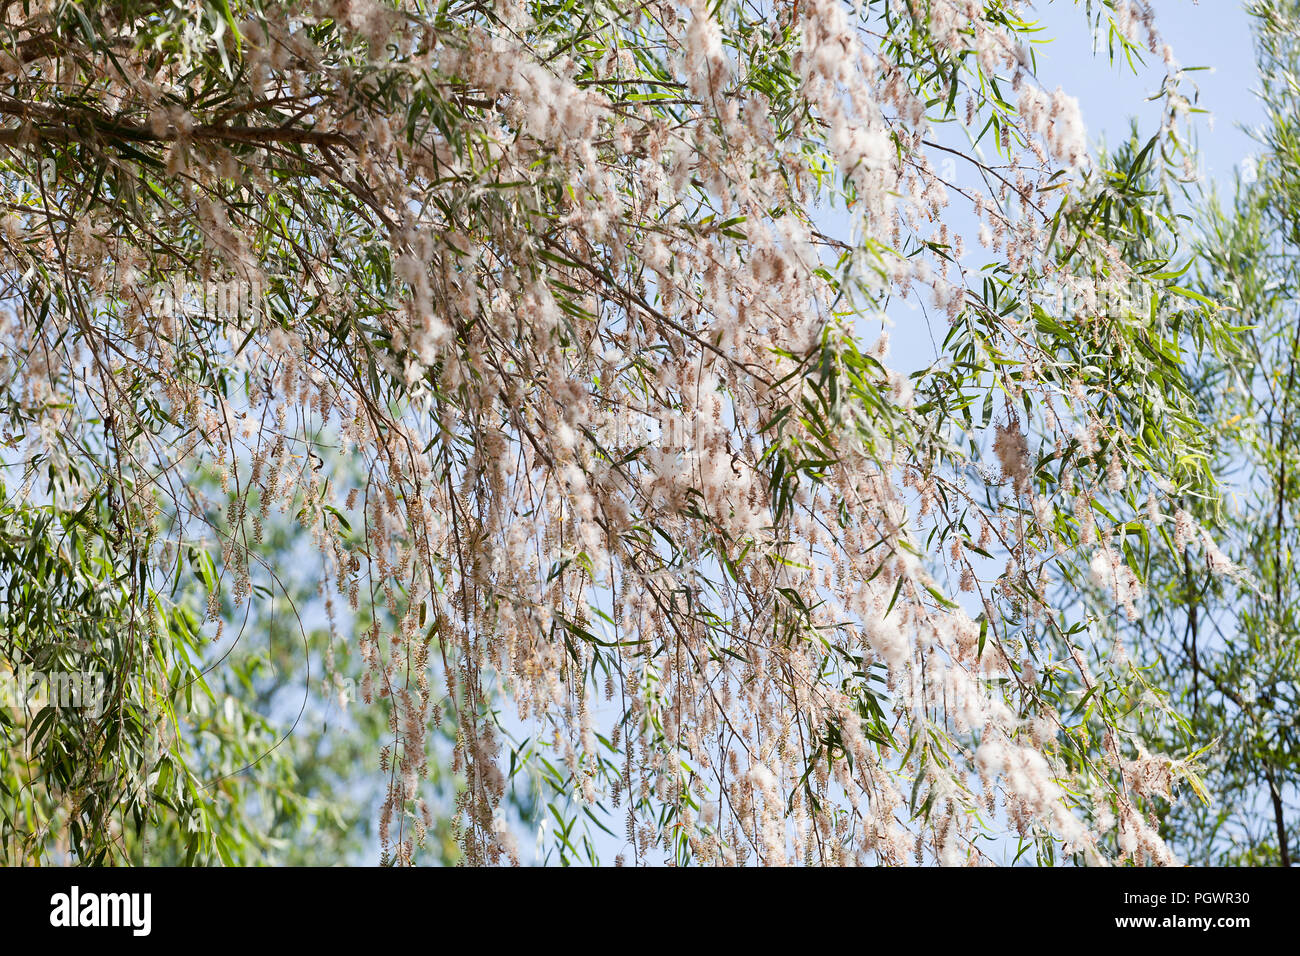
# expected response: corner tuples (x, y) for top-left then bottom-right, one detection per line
(1034, 0), (1264, 189)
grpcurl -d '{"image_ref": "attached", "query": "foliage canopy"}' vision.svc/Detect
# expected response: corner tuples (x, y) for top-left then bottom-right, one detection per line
(0, 0), (1257, 865)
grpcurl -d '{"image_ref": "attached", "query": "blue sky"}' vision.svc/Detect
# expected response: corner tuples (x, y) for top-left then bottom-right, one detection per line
(1033, 0), (1263, 190)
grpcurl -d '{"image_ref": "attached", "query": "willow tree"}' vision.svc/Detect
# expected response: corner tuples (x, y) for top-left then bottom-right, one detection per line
(1123, 0), (1300, 868)
(0, 0), (1231, 866)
